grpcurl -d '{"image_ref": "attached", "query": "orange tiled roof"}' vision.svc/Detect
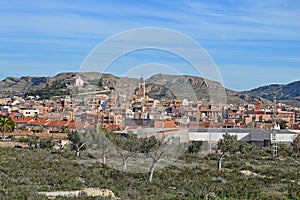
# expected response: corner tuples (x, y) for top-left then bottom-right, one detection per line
(164, 121), (176, 128)
(66, 121), (76, 127)
(11, 116), (33, 123)
(106, 124), (120, 131)
(45, 120), (68, 127)
(27, 118), (50, 126)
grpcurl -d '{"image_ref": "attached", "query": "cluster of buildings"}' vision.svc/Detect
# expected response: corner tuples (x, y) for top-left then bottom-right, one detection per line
(0, 75), (299, 147)
(73, 77), (299, 131)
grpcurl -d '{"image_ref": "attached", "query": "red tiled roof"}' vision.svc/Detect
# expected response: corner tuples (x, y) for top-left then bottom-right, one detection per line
(11, 116), (33, 123)
(27, 118), (50, 126)
(45, 120), (68, 127)
(106, 124), (120, 131)
(66, 121), (76, 127)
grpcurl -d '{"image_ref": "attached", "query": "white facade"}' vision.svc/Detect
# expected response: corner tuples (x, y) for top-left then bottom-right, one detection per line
(75, 76), (84, 86)
(189, 129), (297, 144)
(136, 128), (189, 143)
(126, 109), (134, 119)
(275, 133), (297, 143)
(22, 109), (39, 117)
(189, 131), (249, 143)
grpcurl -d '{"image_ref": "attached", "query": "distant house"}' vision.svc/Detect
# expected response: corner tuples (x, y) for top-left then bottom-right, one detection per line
(44, 120), (68, 133)
(9, 113), (33, 130)
(27, 118), (50, 133)
(75, 76), (84, 86)
(22, 109), (39, 117)
(65, 76), (85, 87)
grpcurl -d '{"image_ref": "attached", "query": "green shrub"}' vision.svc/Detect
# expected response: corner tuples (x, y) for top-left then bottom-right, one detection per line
(40, 139), (55, 149)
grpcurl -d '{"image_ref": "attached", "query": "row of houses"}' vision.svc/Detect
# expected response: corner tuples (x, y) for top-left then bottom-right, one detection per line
(9, 112), (93, 133)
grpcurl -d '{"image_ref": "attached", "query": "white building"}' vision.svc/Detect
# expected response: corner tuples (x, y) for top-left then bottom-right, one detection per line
(75, 76), (84, 87)
(189, 128), (298, 147)
(22, 109), (39, 117)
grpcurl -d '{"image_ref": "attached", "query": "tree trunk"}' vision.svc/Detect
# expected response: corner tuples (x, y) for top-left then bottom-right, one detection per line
(149, 164), (156, 182)
(102, 154), (106, 165)
(76, 143), (85, 157)
(218, 154), (225, 172)
(122, 159), (127, 171)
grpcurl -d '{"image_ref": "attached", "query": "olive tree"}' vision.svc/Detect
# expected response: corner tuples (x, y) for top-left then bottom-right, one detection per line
(68, 131), (85, 157)
(115, 134), (141, 171)
(84, 127), (113, 164)
(142, 136), (183, 182)
(217, 133), (239, 172)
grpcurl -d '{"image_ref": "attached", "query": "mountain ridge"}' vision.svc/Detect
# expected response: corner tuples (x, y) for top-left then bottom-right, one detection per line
(242, 80), (300, 107)
(0, 72), (298, 107)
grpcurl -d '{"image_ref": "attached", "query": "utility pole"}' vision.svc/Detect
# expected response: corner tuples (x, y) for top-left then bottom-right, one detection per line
(272, 93), (278, 156)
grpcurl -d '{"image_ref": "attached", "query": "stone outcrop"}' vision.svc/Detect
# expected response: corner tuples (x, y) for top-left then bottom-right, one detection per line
(38, 188), (118, 199)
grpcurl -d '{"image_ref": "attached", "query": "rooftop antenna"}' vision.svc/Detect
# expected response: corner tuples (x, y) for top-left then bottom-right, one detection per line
(272, 92), (278, 156)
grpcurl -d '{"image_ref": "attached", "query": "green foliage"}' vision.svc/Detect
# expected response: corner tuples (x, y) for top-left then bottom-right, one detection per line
(68, 131), (86, 156)
(115, 134), (140, 153)
(186, 141), (204, 154)
(140, 135), (160, 153)
(279, 121), (287, 129)
(1, 126), (299, 199)
(237, 142), (259, 157)
(103, 127), (160, 154)
(217, 133), (239, 154)
(0, 147), (299, 199)
(26, 80), (70, 99)
(7, 135), (15, 141)
(292, 134), (300, 154)
(278, 143), (293, 157)
(0, 115), (15, 139)
(27, 135), (40, 148)
(61, 126), (69, 133)
(17, 135), (40, 148)
(98, 80), (103, 88)
(217, 133), (239, 172)
(40, 139), (55, 149)
(68, 131), (83, 147)
(98, 125), (114, 140)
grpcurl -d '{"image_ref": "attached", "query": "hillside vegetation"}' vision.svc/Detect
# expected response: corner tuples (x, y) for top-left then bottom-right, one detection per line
(0, 143), (299, 199)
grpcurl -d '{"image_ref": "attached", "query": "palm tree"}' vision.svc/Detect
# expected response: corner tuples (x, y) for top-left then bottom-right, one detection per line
(0, 116), (15, 140)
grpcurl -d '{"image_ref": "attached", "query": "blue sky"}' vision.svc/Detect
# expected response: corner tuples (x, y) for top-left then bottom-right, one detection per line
(0, 0), (299, 91)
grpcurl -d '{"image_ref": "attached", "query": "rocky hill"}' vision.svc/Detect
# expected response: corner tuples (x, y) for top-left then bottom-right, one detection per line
(3, 72), (299, 107)
(146, 74), (271, 106)
(0, 72), (119, 98)
(242, 81), (300, 107)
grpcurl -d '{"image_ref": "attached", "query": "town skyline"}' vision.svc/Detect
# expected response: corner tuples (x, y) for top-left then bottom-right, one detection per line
(0, 70), (299, 92)
(1, 0), (300, 91)
(1, 1), (300, 199)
